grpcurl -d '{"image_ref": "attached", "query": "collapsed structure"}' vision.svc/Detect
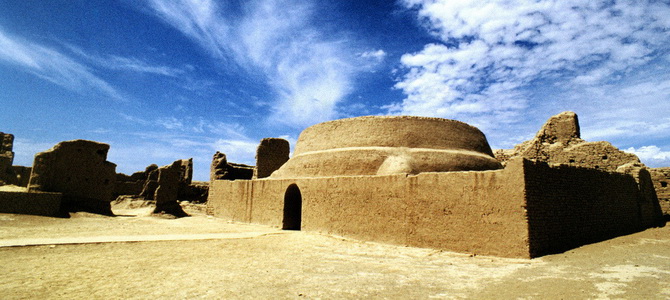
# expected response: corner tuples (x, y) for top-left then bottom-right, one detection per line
(0, 136), (204, 217)
(208, 114), (665, 258)
(28, 140), (117, 215)
(0, 132), (31, 186)
(116, 158), (208, 204)
(650, 168), (670, 216)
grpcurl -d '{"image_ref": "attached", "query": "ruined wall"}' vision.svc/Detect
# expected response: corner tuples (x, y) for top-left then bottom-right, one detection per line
(0, 190), (62, 217)
(496, 112), (640, 172)
(210, 151), (254, 181)
(28, 140), (116, 215)
(8, 166), (31, 187)
(523, 160), (657, 257)
(209, 161), (529, 258)
(153, 160), (187, 217)
(254, 138), (290, 179)
(0, 132), (15, 183)
(178, 158), (193, 185)
(650, 167), (670, 216)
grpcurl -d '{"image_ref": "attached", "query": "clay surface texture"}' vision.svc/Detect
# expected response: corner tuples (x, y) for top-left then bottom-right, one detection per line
(272, 116), (502, 178)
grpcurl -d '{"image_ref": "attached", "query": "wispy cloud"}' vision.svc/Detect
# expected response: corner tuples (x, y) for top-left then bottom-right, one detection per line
(140, 0), (360, 127)
(64, 44), (185, 77)
(0, 27), (123, 100)
(391, 0), (670, 132)
(360, 50), (387, 62)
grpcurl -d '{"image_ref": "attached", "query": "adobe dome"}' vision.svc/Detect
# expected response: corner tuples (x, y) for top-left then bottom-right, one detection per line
(271, 116), (502, 178)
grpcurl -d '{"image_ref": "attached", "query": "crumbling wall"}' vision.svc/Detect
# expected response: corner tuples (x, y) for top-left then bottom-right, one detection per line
(175, 158), (207, 202)
(114, 165), (156, 198)
(28, 140), (116, 215)
(0, 132), (32, 187)
(0, 132), (15, 184)
(495, 112), (640, 172)
(523, 159), (663, 257)
(179, 158), (193, 185)
(8, 166), (31, 187)
(254, 138), (290, 179)
(138, 164), (160, 200)
(650, 167), (670, 216)
(153, 161), (188, 217)
(115, 160), (206, 204)
(210, 151), (254, 181)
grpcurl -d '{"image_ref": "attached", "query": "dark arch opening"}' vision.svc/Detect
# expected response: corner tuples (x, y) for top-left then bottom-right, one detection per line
(282, 184), (302, 230)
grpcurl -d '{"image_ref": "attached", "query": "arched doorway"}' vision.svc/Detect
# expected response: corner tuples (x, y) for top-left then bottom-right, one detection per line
(282, 184), (302, 230)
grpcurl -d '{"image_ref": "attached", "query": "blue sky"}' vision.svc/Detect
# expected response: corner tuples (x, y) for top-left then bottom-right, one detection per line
(1, 0), (669, 181)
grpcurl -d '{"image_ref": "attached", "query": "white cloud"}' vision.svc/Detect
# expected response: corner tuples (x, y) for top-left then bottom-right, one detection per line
(626, 146), (670, 168)
(627, 146), (670, 161)
(156, 117), (185, 130)
(0, 28), (124, 101)
(392, 0), (670, 131)
(141, 0), (359, 127)
(104, 55), (184, 77)
(64, 44), (185, 77)
(575, 75), (670, 143)
(360, 49), (387, 61)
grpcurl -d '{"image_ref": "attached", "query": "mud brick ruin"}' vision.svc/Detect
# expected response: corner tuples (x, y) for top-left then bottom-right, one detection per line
(495, 111), (668, 217)
(0, 111), (668, 256)
(0, 132), (31, 186)
(0, 132), (14, 182)
(650, 168), (670, 216)
(208, 114), (665, 258)
(495, 111), (641, 171)
(0, 135), (206, 217)
(152, 160), (188, 217)
(28, 140), (117, 215)
(210, 151), (254, 181)
(254, 138), (290, 179)
(115, 158), (208, 207)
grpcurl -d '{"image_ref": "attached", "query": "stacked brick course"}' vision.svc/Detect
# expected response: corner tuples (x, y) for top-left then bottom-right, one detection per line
(650, 167), (670, 216)
(523, 160), (648, 257)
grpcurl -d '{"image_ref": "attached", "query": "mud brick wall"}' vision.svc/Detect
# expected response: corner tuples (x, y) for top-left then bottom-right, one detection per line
(650, 168), (670, 216)
(0, 191), (62, 217)
(209, 159), (529, 258)
(523, 160), (643, 257)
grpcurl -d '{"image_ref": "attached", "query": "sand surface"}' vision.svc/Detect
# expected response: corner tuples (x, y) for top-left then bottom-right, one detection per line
(0, 206), (669, 299)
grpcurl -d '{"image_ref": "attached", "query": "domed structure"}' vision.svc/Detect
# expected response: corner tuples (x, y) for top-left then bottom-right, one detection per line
(271, 116), (502, 178)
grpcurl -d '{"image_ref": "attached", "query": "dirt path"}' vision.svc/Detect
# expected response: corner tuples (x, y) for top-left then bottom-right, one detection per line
(0, 231), (283, 247)
(1, 210), (669, 299)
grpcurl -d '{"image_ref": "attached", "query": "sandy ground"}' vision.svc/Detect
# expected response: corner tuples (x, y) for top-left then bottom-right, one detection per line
(0, 205), (669, 299)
